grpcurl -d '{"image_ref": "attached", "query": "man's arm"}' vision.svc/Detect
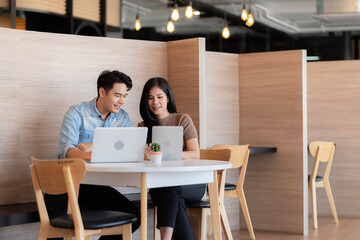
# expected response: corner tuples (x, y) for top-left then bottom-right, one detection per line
(58, 107), (87, 159)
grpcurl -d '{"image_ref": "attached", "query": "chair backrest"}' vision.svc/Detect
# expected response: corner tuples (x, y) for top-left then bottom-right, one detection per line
(309, 141), (335, 181)
(211, 144), (249, 168)
(30, 157), (86, 195)
(30, 157), (86, 228)
(200, 149), (231, 161)
(309, 141), (335, 163)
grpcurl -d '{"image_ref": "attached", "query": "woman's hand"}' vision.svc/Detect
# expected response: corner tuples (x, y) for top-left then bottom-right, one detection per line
(144, 145), (151, 160)
(77, 143), (93, 152)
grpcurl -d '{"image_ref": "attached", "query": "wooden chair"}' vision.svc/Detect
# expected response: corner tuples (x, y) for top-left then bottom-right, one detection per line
(186, 148), (232, 240)
(308, 141), (338, 229)
(153, 148), (231, 240)
(211, 144), (255, 240)
(30, 157), (137, 240)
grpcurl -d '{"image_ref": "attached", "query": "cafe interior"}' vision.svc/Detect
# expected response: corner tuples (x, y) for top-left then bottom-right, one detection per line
(1, 0), (360, 239)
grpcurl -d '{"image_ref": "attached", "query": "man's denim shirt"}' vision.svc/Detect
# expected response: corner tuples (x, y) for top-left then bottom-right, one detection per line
(58, 97), (131, 159)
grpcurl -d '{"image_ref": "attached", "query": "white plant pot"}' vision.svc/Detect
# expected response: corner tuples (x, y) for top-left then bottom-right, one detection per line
(150, 152), (163, 164)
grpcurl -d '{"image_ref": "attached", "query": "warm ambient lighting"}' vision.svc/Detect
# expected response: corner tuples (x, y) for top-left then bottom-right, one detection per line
(246, 12), (254, 27)
(171, 2), (180, 21)
(193, 10), (200, 16)
(222, 24), (230, 39)
(185, 1), (193, 19)
(241, 4), (248, 21)
(134, 14), (141, 31)
(167, 18), (175, 33)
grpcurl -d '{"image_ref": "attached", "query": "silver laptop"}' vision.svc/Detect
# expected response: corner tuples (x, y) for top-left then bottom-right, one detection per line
(152, 126), (183, 161)
(90, 127), (147, 163)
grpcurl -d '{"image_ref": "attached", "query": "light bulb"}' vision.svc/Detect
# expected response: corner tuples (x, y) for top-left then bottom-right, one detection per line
(167, 19), (175, 33)
(185, 4), (193, 19)
(246, 13), (254, 27)
(171, 7), (180, 21)
(241, 7), (248, 21)
(222, 25), (230, 39)
(134, 14), (141, 31)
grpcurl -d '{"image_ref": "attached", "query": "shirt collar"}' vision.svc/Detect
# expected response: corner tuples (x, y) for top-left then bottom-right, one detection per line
(90, 97), (117, 119)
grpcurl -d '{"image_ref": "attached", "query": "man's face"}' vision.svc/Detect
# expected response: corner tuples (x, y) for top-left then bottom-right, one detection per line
(99, 83), (128, 114)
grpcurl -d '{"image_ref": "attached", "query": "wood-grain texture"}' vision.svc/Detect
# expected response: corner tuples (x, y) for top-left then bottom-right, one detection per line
(205, 51), (239, 147)
(238, 50), (307, 234)
(0, 28), (167, 205)
(308, 60), (360, 218)
(167, 38), (206, 148)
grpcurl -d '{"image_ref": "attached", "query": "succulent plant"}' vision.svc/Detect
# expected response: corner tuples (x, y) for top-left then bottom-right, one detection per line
(150, 142), (161, 152)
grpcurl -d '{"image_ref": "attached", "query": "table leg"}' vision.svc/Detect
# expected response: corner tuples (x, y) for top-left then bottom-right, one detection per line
(208, 170), (222, 240)
(141, 172), (147, 240)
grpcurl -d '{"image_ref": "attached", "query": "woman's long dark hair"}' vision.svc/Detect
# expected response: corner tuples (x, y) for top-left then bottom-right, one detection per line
(139, 77), (177, 143)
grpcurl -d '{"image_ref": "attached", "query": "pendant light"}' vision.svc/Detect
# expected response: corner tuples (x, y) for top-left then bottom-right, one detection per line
(241, 3), (248, 21)
(171, 0), (180, 21)
(134, 14), (141, 31)
(245, 0), (254, 27)
(185, 1), (194, 19)
(167, 17), (175, 33)
(246, 10), (254, 27)
(134, 1), (141, 31)
(222, 13), (230, 39)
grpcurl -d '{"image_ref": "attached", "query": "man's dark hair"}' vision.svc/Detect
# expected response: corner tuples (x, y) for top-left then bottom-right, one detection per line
(97, 70), (133, 97)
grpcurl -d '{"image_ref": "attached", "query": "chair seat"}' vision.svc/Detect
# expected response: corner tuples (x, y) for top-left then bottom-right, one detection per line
(185, 200), (210, 208)
(50, 210), (137, 230)
(225, 183), (237, 191)
(308, 175), (323, 182)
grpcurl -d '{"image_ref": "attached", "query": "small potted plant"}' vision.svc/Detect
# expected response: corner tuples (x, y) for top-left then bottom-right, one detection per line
(150, 142), (163, 164)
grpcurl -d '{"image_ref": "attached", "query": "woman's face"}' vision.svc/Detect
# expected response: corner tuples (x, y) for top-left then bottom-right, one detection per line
(148, 86), (169, 119)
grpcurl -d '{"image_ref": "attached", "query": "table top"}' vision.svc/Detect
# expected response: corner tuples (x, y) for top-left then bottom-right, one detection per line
(249, 146), (277, 154)
(86, 159), (232, 173)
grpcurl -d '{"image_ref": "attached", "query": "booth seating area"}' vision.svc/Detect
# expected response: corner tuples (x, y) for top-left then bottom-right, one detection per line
(1, 27), (360, 239)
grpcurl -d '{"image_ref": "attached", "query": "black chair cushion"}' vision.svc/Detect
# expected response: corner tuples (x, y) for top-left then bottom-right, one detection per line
(224, 183), (236, 191)
(185, 200), (210, 208)
(308, 175), (323, 182)
(50, 210), (137, 230)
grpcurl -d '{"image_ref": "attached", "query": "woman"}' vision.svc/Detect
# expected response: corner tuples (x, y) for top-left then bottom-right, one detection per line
(138, 77), (205, 240)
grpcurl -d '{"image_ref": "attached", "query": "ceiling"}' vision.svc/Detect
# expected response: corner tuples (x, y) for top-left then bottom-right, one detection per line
(121, 0), (360, 37)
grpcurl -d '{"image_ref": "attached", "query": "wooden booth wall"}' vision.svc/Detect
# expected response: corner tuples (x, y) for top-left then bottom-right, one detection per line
(0, 28), (167, 205)
(308, 60), (360, 218)
(205, 51), (241, 230)
(167, 38), (206, 148)
(238, 50), (308, 234)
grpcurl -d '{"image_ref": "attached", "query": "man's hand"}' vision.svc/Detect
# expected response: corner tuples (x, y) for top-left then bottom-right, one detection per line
(78, 143), (93, 152)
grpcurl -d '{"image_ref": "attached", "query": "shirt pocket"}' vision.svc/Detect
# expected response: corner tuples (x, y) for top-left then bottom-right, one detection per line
(79, 129), (94, 143)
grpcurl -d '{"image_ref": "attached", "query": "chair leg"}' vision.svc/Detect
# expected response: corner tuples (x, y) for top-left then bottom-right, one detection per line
(310, 183), (318, 229)
(324, 181), (339, 224)
(154, 207), (161, 240)
(219, 203), (233, 240)
(123, 224), (132, 240)
(65, 237), (73, 240)
(237, 188), (255, 239)
(37, 225), (49, 240)
(207, 214), (213, 236)
(199, 208), (208, 240)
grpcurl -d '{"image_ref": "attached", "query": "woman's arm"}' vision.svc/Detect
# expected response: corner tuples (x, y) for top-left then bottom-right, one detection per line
(182, 138), (200, 159)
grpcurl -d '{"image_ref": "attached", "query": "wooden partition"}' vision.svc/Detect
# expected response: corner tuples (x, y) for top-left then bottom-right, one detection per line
(205, 51), (239, 147)
(238, 50), (308, 234)
(167, 38), (206, 148)
(308, 60), (360, 218)
(0, 28), (167, 205)
(204, 51), (241, 230)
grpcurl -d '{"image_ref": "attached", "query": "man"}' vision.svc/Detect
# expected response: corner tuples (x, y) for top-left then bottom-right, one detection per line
(45, 70), (140, 240)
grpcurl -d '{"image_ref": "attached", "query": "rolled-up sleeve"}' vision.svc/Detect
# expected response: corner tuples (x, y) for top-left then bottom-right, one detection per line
(58, 107), (81, 159)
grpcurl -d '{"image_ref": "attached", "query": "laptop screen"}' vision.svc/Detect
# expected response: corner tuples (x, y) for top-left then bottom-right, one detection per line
(90, 127), (147, 163)
(152, 126), (183, 161)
